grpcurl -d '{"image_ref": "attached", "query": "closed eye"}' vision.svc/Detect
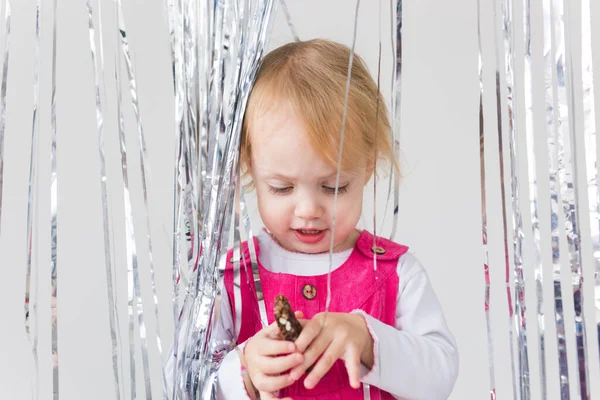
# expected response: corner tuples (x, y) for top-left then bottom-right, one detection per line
(268, 185), (293, 195)
(323, 184), (349, 195)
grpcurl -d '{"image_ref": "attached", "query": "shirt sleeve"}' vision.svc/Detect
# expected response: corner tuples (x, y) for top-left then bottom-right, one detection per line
(165, 287), (253, 399)
(353, 253), (459, 400)
(216, 342), (253, 399)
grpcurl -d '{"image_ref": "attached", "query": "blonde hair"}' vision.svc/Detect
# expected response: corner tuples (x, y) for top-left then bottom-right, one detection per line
(241, 39), (396, 184)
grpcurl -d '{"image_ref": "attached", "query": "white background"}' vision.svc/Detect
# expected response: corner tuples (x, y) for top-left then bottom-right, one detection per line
(1, 0), (599, 399)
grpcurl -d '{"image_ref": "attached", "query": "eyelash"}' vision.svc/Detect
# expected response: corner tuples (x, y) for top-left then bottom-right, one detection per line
(323, 185), (349, 195)
(268, 186), (293, 195)
(268, 185), (349, 195)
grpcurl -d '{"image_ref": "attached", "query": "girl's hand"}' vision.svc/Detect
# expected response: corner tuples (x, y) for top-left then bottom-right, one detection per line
(243, 311), (305, 399)
(290, 312), (374, 390)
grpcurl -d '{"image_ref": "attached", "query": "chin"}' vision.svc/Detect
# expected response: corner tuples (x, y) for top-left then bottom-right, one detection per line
(295, 238), (338, 254)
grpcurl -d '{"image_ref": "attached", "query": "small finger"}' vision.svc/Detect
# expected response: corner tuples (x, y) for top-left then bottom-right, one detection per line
(343, 345), (362, 389)
(258, 337), (297, 356)
(304, 343), (343, 389)
(263, 321), (283, 339)
(258, 352), (304, 374)
(294, 310), (304, 319)
(294, 319), (323, 352)
(290, 334), (330, 380)
(253, 373), (295, 393)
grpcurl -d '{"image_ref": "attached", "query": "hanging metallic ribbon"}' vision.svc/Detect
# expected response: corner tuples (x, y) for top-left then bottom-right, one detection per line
(24, 1), (41, 399)
(499, 0), (532, 395)
(114, 0), (168, 396)
(550, 0), (591, 396)
(0, 0), (10, 235)
(476, 0), (496, 397)
(170, 1), (276, 398)
(580, 0), (600, 367)
(490, 0), (519, 395)
(522, 0), (548, 397)
(278, 0), (299, 41)
(49, 0), (59, 397)
(166, 0), (187, 394)
(326, 0), (361, 313)
(388, 0), (402, 240)
(371, 0), (383, 275)
(542, 0), (572, 396)
(86, 2), (125, 399)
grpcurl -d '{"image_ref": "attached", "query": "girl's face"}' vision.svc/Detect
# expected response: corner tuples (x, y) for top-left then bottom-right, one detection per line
(249, 104), (368, 254)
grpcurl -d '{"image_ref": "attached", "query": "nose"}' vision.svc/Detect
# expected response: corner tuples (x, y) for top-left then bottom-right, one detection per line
(294, 192), (323, 220)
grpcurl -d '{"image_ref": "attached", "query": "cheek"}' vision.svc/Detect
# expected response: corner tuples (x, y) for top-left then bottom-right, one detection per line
(332, 189), (363, 224)
(256, 191), (291, 231)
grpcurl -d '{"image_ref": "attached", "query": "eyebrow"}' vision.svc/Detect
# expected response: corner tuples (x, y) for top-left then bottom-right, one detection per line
(264, 172), (350, 181)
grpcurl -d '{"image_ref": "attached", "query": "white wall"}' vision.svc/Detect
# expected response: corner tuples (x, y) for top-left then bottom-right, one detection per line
(4, 0), (598, 399)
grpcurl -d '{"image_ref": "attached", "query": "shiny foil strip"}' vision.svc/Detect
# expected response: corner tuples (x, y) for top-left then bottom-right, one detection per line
(197, 2), (277, 396)
(181, 0), (201, 284)
(239, 190), (263, 324)
(363, 383), (371, 400)
(550, 0), (591, 396)
(278, 0), (299, 41)
(326, 0), (360, 314)
(114, 0), (168, 395)
(522, 0), (548, 396)
(0, 0), (10, 234)
(171, 1), (276, 398)
(232, 190), (243, 340)
(167, 0), (186, 394)
(580, 0), (600, 365)
(24, 1), (41, 399)
(388, 0), (402, 240)
(371, 0), (383, 274)
(49, 0), (59, 396)
(499, 0), (532, 396)
(542, 0), (572, 396)
(86, 2), (123, 399)
(490, 0), (518, 395)
(475, 0), (496, 397)
(114, 33), (140, 400)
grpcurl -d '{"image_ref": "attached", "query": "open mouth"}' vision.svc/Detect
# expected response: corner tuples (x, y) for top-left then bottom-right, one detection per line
(294, 229), (326, 244)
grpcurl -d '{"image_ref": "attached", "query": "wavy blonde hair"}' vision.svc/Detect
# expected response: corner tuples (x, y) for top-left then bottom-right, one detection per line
(241, 39), (396, 185)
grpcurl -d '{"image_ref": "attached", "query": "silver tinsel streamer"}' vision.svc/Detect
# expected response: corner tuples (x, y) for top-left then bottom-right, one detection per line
(542, 0), (571, 395)
(167, 0), (186, 394)
(522, 0), (548, 397)
(476, 0), (497, 397)
(580, 0), (600, 370)
(550, 0), (591, 396)
(0, 0), (10, 235)
(499, 0), (531, 395)
(278, 0), (299, 42)
(326, 0), (360, 313)
(24, 1), (41, 399)
(388, 0), (401, 240)
(114, 0), (168, 396)
(86, 2), (123, 399)
(170, 1), (276, 398)
(491, 0), (519, 395)
(49, 0), (59, 396)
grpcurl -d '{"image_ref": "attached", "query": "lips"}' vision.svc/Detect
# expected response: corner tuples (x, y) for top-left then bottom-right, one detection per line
(294, 229), (326, 244)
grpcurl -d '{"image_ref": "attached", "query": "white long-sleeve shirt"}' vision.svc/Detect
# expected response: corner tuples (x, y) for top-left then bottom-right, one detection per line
(168, 230), (459, 399)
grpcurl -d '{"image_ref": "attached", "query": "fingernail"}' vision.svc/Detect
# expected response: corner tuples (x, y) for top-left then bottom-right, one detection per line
(288, 343), (295, 352)
(288, 375), (295, 383)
